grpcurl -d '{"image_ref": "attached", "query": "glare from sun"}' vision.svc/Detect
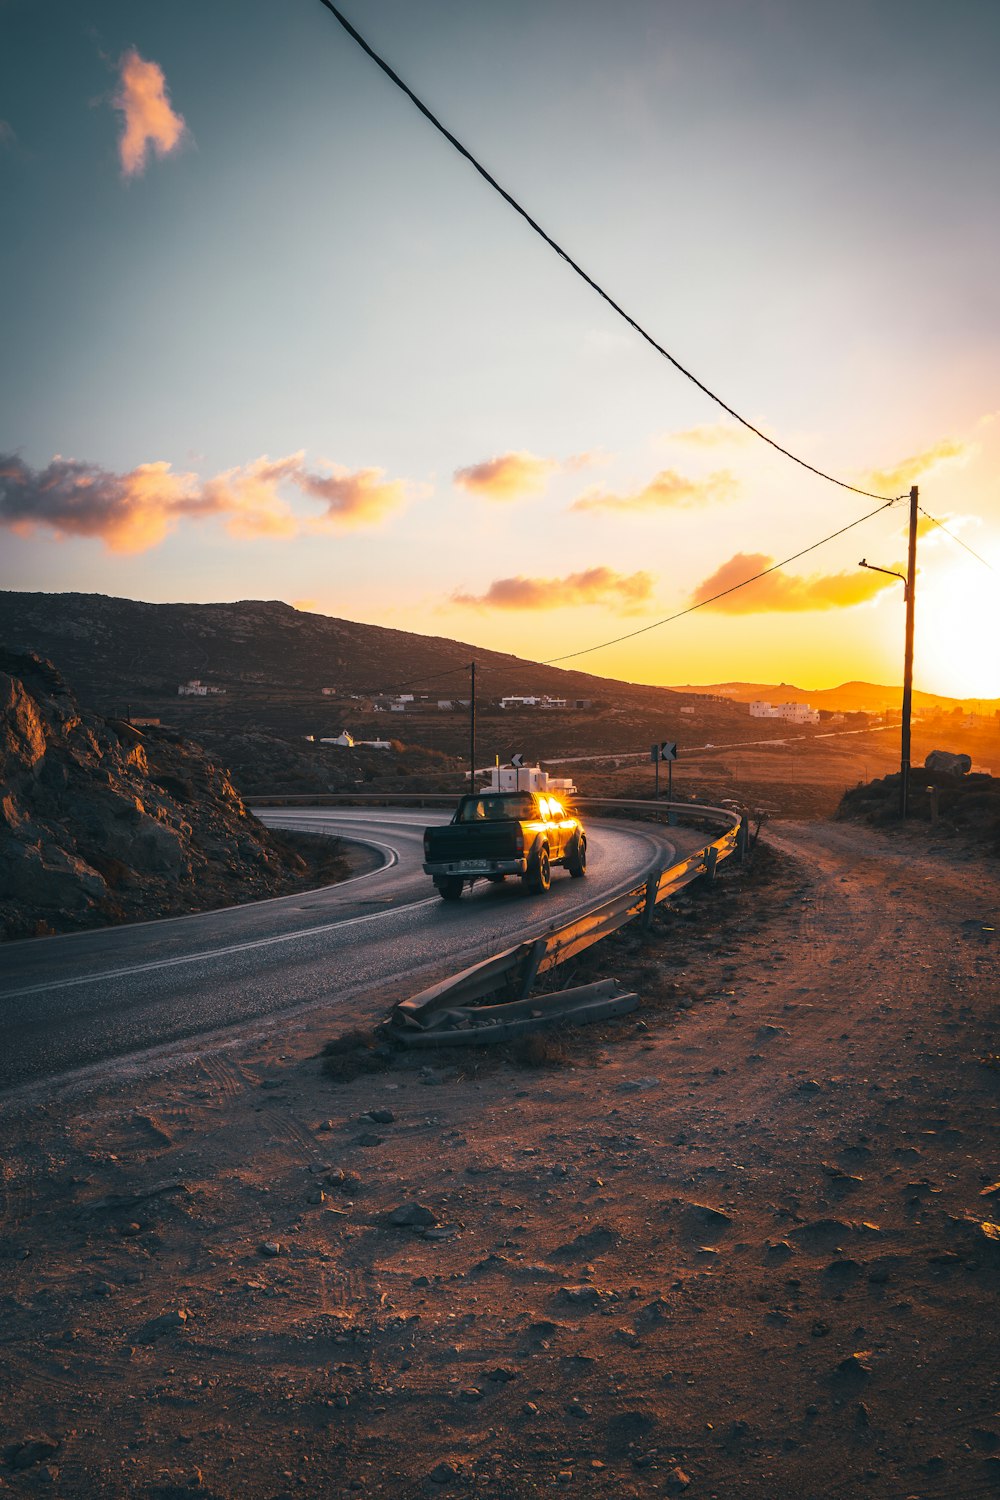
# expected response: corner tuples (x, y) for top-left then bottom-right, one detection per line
(916, 563), (1000, 700)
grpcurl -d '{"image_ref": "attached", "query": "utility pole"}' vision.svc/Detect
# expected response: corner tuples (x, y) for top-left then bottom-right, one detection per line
(468, 661), (476, 793)
(900, 485), (919, 818)
(858, 482), (919, 818)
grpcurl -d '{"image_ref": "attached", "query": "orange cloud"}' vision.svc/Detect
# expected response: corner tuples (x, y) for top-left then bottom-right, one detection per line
(114, 49), (187, 178)
(298, 465), (407, 529)
(690, 552), (901, 614)
(452, 566), (654, 614)
(454, 451), (557, 500)
(0, 453), (201, 553)
(0, 450), (412, 552)
(866, 438), (970, 496)
(201, 455), (302, 539)
(571, 468), (738, 514)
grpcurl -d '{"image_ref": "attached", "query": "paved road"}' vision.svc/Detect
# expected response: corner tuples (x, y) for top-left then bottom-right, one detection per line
(0, 808), (701, 1096)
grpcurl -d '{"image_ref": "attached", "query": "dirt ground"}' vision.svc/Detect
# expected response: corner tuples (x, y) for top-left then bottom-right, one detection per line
(1, 820), (998, 1499)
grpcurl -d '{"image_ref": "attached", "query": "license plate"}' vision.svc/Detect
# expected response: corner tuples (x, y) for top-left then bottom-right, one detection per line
(461, 860), (494, 871)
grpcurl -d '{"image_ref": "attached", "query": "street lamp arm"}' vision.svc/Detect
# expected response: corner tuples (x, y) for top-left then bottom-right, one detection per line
(858, 559), (909, 600)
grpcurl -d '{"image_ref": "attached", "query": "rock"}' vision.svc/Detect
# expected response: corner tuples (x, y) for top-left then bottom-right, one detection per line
(553, 1226), (618, 1259)
(357, 1133), (384, 1147)
(486, 1367), (517, 1383)
(565, 1401), (591, 1418)
(429, 1461), (460, 1484)
(797, 1079), (822, 1094)
(522, 1402), (540, 1416)
(136, 1309), (190, 1343)
(617, 1077), (660, 1093)
(458, 1388), (483, 1403)
(666, 1467), (691, 1491)
(559, 1285), (603, 1305)
(832, 1351), (872, 1383)
(5, 1437), (61, 1472)
(260, 1241), (282, 1257)
(924, 749), (971, 778)
(388, 1202), (438, 1228)
(680, 1203), (733, 1242)
(364, 1108), (395, 1124)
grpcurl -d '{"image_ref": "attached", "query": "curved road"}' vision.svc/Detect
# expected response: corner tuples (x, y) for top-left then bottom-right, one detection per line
(0, 808), (702, 1097)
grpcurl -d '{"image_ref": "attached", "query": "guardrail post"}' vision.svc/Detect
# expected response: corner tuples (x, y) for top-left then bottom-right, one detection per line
(738, 815), (749, 864)
(642, 872), (659, 929)
(704, 846), (719, 882)
(520, 937), (548, 998)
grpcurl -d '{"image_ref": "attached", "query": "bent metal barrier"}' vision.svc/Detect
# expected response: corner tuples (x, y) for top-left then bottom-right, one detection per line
(248, 794), (746, 1046)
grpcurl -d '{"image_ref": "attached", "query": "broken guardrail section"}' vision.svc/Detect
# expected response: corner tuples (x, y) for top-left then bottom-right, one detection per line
(389, 799), (745, 1047)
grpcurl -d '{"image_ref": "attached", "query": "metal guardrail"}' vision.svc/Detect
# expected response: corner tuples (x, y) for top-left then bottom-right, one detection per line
(250, 792), (745, 1044)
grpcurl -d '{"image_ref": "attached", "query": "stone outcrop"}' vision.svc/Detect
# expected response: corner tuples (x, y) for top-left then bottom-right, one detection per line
(0, 650), (326, 939)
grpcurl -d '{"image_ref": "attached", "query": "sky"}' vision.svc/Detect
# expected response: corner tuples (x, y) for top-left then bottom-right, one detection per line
(1, 0), (998, 698)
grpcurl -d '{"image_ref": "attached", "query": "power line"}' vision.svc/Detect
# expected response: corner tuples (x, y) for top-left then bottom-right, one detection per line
(316, 1), (902, 504)
(543, 498), (900, 665)
(918, 505), (995, 571)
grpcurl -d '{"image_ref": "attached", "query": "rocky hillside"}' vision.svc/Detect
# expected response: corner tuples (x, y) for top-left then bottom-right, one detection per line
(0, 651), (346, 940)
(0, 591), (687, 712)
(838, 765), (1000, 852)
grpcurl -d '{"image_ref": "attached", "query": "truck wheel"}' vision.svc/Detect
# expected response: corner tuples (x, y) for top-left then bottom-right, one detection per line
(436, 877), (464, 901)
(566, 836), (587, 878)
(525, 845), (551, 894)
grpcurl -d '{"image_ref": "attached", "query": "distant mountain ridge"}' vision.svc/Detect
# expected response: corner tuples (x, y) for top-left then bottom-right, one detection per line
(671, 680), (1000, 715)
(0, 591), (685, 713)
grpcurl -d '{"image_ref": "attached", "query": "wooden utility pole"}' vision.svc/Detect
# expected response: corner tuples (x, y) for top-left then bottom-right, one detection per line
(900, 485), (919, 818)
(469, 661), (476, 793)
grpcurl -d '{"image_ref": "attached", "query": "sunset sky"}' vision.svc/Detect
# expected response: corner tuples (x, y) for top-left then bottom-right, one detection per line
(1, 0), (998, 698)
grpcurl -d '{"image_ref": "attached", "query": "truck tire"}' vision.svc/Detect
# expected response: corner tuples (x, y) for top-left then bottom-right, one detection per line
(525, 845), (551, 894)
(435, 877), (464, 901)
(566, 835), (587, 878)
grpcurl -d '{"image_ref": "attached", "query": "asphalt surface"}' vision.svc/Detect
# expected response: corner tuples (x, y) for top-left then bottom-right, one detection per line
(0, 808), (702, 1097)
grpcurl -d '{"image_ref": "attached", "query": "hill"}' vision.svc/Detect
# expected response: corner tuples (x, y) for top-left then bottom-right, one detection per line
(671, 679), (1000, 715)
(0, 592), (756, 762)
(0, 591), (681, 712)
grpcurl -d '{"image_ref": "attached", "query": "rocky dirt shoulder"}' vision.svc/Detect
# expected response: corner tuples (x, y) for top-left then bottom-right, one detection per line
(0, 819), (997, 1498)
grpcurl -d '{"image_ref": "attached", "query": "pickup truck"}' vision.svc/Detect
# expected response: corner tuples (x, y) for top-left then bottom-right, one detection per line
(422, 791), (588, 900)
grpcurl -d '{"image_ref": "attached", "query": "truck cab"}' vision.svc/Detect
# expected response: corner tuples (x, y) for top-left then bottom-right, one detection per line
(422, 790), (587, 901)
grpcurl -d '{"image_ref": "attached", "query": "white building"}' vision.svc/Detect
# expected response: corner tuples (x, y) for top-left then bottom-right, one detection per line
(319, 731), (355, 747)
(357, 738), (392, 750)
(178, 679), (227, 697)
(749, 700), (820, 725)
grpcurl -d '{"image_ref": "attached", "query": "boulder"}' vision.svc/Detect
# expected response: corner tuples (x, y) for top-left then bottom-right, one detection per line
(924, 750), (972, 779)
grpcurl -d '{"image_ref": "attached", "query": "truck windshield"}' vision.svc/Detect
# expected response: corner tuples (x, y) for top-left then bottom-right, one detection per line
(458, 795), (536, 822)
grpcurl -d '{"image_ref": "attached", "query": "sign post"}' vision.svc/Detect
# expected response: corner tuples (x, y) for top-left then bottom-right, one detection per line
(650, 741), (677, 807)
(511, 751), (524, 792)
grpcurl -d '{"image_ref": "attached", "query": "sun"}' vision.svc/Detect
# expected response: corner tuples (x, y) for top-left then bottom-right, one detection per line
(916, 563), (1000, 700)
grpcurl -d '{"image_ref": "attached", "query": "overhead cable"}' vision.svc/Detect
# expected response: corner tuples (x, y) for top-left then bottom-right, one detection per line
(918, 506), (995, 571)
(542, 498), (900, 665)
(317, 0), (904, 504)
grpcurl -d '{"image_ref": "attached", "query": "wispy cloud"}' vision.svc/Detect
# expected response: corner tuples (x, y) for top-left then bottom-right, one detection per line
(666, 422), (753, 448)
(571, 467), (738, 514)
(454, 451), (558, 500)
(113, 49), (188, 178)
(865, 437), (971, 497)
(0, 450), (413, 553)
(452, 566), (654, 614)
(690, 552), (901, 614)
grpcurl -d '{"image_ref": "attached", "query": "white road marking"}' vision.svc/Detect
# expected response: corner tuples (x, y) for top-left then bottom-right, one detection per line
(2, 895), (441, 999)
